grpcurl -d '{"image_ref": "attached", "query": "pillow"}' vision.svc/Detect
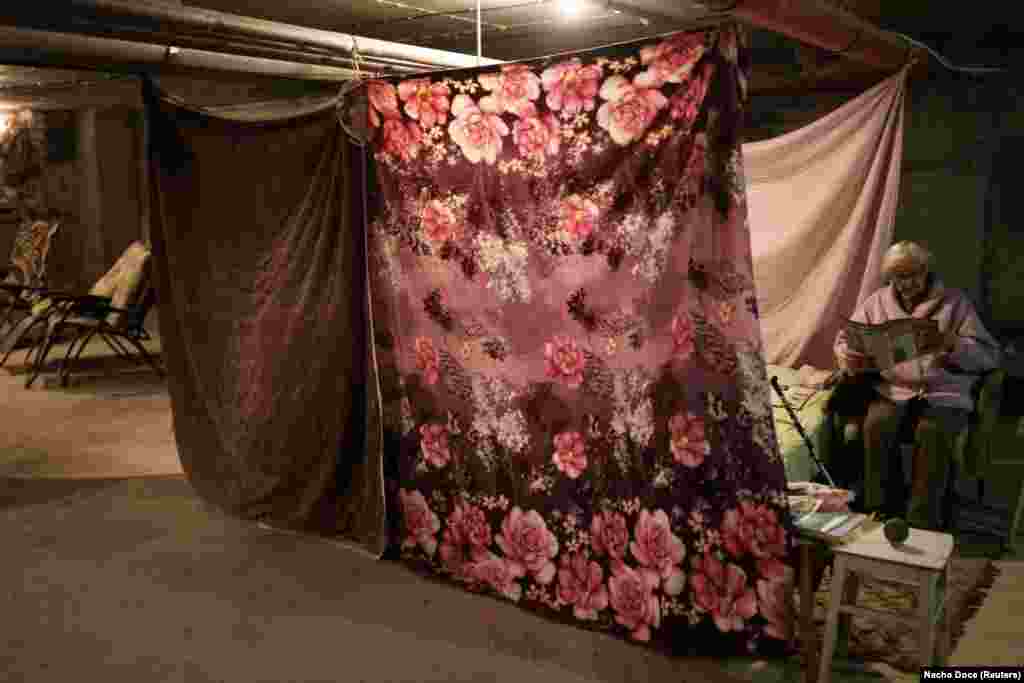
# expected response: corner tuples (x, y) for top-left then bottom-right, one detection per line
(88, 241), (152, 327)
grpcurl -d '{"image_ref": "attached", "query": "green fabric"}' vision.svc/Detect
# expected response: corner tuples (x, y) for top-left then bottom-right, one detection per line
(773, 390), (833, 482)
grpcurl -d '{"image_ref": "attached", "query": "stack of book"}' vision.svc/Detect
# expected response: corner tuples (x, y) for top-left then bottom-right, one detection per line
(788, 482), (869, 544)
(793, 510), (870, 544)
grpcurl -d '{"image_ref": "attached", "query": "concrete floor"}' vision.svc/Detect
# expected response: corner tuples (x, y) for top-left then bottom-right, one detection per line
(1, 339), (1021, 682)
(1, 476), (754, 683)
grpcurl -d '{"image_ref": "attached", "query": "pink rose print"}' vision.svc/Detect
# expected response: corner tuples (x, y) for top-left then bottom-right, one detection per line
(478, 64), (542, 117)
(597, 76), (668, 146)
(758, 556), (790, 583)
(473, 551), (526, 602)
(557, 552), (609, 621)
(366, 80), (400, 128)
(590, 510), (629, 561)
(448, 94), (509, 164)
(757, 565), (794, 641)
(419, 423), (451, 468)
(552, 431), (587, 479)
(544, 335), (586, 389)
(540, 58), (603, 116)
(399, 489), (441, 557)
(691, 552), (757, 633)
(608, 563), (661, 641)
(413, 337), (440, 386)
(668, 412), (710, 468)
(672, 313), (696, 359)
(497, 507), (559, 585)
(379, 118), (423, 162)
(630, 509), (686, 595)
(438, 499), (492, 583)
(635, 33), (707, 89)
(397, 78), (451, 129)
(420, 199), (461, 245)
(448, 499), (493, 550)
(513, 113), (561, 158)
(721, 501), (788, 561)
(439, 534), (477, 583)
(558, 195), (600, 241)
(670, 62), (713, 125)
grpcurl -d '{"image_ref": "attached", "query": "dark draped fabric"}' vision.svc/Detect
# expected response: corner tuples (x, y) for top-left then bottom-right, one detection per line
(368, 24), (796, 655)
(144, 81), (387, 556)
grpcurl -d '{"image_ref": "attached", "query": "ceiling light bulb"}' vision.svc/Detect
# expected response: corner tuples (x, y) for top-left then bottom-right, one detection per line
(558, 0), (585, 18)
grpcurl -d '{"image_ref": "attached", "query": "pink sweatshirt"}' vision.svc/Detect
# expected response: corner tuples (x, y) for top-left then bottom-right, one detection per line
(833, 280), (1001, 411)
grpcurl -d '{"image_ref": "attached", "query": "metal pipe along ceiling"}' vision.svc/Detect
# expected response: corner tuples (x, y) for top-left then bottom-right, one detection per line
(66, 0), (502, 69)
(43, 23), (441, 73)
(0, 25), (363, 82)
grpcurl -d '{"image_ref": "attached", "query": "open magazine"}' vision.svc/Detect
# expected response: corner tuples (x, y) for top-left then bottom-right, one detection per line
(844, 317), (940, 370)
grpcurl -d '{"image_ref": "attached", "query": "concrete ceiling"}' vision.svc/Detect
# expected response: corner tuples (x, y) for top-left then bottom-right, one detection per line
(185, 0), (713, 62)
(0, 0), (1017, 101)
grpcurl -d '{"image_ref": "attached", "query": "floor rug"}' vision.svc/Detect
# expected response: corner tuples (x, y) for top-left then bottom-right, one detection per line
(723, 556), (999, 682)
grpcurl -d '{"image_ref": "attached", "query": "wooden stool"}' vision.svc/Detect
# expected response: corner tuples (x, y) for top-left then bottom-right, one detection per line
(817, 525), (954, 683)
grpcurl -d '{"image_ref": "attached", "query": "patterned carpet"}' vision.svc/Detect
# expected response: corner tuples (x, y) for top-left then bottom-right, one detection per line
(722, 556), (999, 682)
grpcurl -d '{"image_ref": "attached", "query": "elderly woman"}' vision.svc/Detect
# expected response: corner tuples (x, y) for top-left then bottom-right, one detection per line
(833, 241), (1001, 529)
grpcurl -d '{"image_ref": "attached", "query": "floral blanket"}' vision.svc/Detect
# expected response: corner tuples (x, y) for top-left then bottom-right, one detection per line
(366, 24), (795, 655)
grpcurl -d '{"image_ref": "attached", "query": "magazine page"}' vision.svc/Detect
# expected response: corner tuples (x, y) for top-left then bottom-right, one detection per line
(845, 318), (939, 370)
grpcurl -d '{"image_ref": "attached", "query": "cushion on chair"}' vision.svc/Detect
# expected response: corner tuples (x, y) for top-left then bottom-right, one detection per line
(87, 241), (152, 329)
(6, 220), (60, 288)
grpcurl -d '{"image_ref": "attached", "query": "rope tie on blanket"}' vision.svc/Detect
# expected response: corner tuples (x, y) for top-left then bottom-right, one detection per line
(337, 36), (371, 147)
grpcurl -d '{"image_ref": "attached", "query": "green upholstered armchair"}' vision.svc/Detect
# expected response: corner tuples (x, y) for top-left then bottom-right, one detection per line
(820, 369), (1007, 532)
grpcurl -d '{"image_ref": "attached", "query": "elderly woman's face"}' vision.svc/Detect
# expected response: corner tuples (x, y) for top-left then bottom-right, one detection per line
(889, 256), (929, 305)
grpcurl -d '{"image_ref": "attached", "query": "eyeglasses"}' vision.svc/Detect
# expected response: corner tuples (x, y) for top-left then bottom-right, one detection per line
(890, 269), (926, 284)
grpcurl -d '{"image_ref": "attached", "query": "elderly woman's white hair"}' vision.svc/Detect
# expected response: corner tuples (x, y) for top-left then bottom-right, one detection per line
(881, 241), (933, 279)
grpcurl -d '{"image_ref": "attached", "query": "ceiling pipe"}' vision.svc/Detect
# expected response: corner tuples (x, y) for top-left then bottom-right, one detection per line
(52, 22), (438, 73)
(0, 25), (363, 82)
(65, 0), (501, 70)
(62, 16), (437, 63)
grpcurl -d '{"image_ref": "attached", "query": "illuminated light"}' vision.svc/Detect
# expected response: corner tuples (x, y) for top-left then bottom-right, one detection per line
(557, 0), (585, 18)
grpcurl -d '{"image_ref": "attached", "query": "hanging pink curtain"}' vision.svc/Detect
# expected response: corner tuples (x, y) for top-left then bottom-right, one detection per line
(745, 69), (908, 369)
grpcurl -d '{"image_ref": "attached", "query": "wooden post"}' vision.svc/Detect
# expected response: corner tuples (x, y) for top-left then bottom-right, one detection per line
(137, 109), (150, 246)
(75, 107), (105, 287)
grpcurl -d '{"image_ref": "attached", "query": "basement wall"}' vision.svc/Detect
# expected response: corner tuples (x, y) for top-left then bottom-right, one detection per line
(746, 73), (1024, 345)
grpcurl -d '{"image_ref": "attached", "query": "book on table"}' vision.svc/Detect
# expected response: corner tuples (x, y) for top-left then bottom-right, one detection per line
(844, 317), (940, 370)
(793, 510), (869, 544)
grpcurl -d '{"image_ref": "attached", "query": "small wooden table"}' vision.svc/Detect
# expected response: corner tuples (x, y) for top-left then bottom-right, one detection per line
(817, 525), (954, 683)
(796, 537), (826, 683)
